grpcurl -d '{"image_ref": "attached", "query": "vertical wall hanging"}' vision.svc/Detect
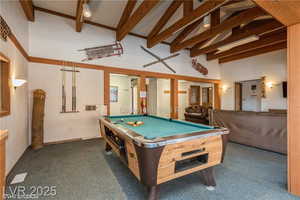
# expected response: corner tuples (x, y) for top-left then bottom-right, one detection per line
(0, 15), (11, 42)
(60, 62), (80, 113)
(31, 89), (46, 150)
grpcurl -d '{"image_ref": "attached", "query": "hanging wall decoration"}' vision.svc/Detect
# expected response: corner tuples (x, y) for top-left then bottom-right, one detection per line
(192, 59), (208, 76)
(78, 41), (123, 61)
(141, 46), (179, 73)
(0, 15), (11, 42)
(60, 62), (80, 113)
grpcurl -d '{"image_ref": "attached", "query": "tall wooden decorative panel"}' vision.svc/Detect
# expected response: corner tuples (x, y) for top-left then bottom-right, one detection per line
(0, 130), (8, 200)
(31, 89), (46, 150)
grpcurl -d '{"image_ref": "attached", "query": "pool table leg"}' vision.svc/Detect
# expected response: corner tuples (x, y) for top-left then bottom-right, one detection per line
(199, 167), (216, 187)
(105, 142), (112, 155)
(221, 134), (228, 163)
(148, 186), (159, 200)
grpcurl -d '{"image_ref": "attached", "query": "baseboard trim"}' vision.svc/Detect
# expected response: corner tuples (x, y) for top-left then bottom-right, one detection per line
(44, 138), (83, 145)
(44, 136), (103, 146)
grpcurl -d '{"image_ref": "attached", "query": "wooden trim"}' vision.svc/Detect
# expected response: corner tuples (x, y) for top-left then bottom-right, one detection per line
(213, 83), (221, 109)
(253, 0), (300, 26)
(8, 33), (29, 60)
(170, 79), (178, 119)
(207, 30), (287, 60)
(164, 90), (186, 94)
(147, 0), (227, 48)
(287, 23), (300, 197)
(28, 56), (220, 84)
(75, 0), (85, 32)
(148, 0), (183, 39)
(0, 52), (11, 118)
(34, 6), (75, 20)
(117, 0), (137, 30)
(44, 138), (82, 145)
(172, 7), (266, 52)
(33, 6), (176, 48)
(219, 42), (287, 63)
(116, 0), (160, 41)
(191, 19), (284, 57)
(19, 0), (35, 21)
(104, 71), (110, 115)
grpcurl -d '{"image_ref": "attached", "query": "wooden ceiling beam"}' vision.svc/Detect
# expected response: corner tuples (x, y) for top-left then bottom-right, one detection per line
(252, 0), (300, 26)
(219, 41), (287, 63)
(34, 6), (182, 48)
(190, 19), (283, 57)
(75, 0), (85, 32)
(117, 0), (137, 30)
(19, 0), (34, 21)
(173, 8), (220, 52)
(171, 6), (266, 53)
(183, 0), (193, 16)
(222, 0), (245, 7)
(207, 30), (287, 60)
(117, 0), (160, 41)
(148, 0), (183, 39)
(210, 8), (220, 27)
(147, 0), (227, 48)
(170, 18), (203, 46)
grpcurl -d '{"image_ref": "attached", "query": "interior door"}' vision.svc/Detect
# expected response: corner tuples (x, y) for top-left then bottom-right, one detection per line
(189, 86), (201, 105)
(235, 82), (242, 111)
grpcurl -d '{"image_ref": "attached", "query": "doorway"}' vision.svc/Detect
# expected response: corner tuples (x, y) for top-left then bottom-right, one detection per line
(234, 79), (262, 112)
(109, 74), (139, 115)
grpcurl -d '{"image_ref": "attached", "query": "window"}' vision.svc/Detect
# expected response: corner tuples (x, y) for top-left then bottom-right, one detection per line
(0, 52), (10, 117)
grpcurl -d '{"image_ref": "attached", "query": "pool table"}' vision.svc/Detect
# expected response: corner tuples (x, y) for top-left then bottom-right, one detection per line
(99, 114), (229, 200)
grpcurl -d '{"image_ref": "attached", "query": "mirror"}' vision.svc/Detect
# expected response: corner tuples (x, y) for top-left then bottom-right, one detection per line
(0, 52), (10, 117)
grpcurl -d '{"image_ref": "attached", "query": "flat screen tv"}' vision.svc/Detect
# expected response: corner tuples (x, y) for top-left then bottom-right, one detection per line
(283, 81), (287, 98)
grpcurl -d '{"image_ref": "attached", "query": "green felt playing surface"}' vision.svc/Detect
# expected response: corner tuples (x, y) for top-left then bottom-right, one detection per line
(108, 115), (214, 139)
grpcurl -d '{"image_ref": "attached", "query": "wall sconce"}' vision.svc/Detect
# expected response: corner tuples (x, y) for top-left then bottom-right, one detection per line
(266, 82), (273, 89)
(221, 85), (229, 93)
(13, 79), (27, 89)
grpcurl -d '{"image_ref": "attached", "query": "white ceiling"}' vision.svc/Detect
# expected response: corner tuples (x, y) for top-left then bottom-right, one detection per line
(33, 0), (256, 44)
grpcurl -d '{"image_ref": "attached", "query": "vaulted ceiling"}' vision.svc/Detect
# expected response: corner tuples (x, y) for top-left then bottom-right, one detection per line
(19, 0), (291, 63)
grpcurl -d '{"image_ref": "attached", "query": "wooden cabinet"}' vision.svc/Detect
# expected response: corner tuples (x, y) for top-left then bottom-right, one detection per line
(0, 130), (8, 200)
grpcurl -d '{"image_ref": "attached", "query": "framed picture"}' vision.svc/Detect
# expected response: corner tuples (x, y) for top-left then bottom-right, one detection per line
(110, 86), (118, 102)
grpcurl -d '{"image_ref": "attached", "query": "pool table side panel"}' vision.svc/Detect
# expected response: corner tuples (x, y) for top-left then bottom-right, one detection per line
(125, 142), (141, 179)
(134, 144), (164, 187)
(157, 135), (223, 184)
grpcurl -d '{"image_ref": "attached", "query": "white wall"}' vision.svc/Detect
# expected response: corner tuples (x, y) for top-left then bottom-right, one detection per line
(28, 63), (103, 142)
(29, 11), (221, 80)
(220, 50), (287, 111)
(26, 10), (222, 142)
(0, 1), (29, 174)
(156, 79), (171, 118)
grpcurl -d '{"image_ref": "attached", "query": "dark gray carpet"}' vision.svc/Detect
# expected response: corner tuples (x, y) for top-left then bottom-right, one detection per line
(5, 139), (300, 200)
